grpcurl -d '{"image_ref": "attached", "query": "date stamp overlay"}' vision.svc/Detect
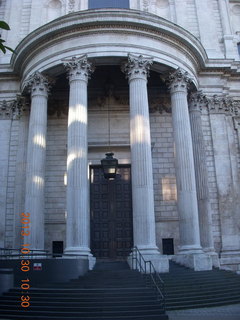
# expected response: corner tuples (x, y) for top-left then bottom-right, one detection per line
(20, 212), (31, 308)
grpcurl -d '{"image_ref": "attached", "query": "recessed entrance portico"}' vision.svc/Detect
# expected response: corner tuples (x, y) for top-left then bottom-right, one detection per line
(14, 9), (219, 272)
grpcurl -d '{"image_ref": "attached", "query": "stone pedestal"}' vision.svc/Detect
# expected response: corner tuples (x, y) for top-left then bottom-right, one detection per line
(189, 92), (219, 268)
(168, 69), (212, 271)
(123, 54), (169, 273)
(63, 56), (95, 268)
(23, 72), (51, 252)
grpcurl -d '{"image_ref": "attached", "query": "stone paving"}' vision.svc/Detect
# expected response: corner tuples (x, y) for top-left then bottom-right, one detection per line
(167, 304), (240, 320)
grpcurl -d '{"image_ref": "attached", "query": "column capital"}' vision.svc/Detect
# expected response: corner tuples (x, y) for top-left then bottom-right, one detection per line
(63, 55), (94, 83)
(23, 72), (53, 97)
(0, 96), (28, 120)
(189, 91), (208, 113)
(208, 95), (224, 114)
(122, 54), (153, 82)
(168, 68), (192, 93)
(208, 95), (239, 115)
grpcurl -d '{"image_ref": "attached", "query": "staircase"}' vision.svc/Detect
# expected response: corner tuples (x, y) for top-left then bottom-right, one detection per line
(0, 261), (168, 320)
(1, 260), (240, 319)
(162, 261), (240, 310)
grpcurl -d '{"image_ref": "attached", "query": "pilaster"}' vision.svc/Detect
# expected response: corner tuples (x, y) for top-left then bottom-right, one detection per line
(209, 96), (240, 270)
(189, 91), (218, 267)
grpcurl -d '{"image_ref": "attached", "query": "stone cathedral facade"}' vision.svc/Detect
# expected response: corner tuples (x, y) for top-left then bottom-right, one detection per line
(0, 0), (240, 273)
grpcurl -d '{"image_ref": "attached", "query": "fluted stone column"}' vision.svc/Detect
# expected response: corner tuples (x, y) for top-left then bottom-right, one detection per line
(122, 54), (169, 273)
(168, 69), (212, 271)
(24, 72), (51, 251)
(63, 55), (95, 267)
(189, 92), (219, 267)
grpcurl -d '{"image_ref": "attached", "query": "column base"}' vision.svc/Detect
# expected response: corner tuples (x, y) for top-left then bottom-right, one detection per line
(63, 247), (96, 270)
(128, 246), (169, 273)
(203, 247), (220, 268)
(173, 252), (212, 271)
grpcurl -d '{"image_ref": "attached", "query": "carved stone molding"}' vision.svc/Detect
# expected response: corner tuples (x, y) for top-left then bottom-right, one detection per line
(0, 96), (28, 120)
(63, 55), (94, 83)
(143, 0), (149, 11)
(233, 117), (240, 131)
(168, 68), (192, 93)
(149, 96), (171, 114)
(48, 98), (69, 117)
(12, 95), (29, 119)
(68, 0), (75, 13)
(88, 92), (129, 109)
(122, 53), (153, 81)
(23, 71), (53, 96)
(0, 100), (12, 120)
(208, 95), (224, 114)
(223, 97), (239, 116)
(208, 95), (239, 116)
(189, 91), (208, 112)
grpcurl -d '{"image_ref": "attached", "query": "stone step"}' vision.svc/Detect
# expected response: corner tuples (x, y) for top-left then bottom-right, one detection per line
(0, 304), (164, 312)
(0, 309), (166, 318)
(0, 300), (162, 307)
(0, 314), (169, 320)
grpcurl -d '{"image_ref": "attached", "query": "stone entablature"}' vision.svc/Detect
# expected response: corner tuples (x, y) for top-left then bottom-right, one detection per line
(12, 10), (206, 81)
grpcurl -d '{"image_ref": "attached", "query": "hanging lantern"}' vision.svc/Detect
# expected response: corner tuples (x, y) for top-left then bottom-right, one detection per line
(101, 152), (118, 180)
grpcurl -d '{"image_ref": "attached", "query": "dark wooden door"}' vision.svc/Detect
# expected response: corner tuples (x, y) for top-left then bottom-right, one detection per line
(90, 166), (133, 259)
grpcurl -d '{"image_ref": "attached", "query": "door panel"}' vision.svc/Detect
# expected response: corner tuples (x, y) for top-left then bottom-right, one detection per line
(90, 166), (133, 259)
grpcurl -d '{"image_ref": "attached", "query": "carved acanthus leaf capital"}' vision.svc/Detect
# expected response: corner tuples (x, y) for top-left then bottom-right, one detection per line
(0, 100), (12, 119)
(12, 95), (29, 119)
(208, 95), (239, 115)
(0, 95), (29, 120)
(23, 72), (53, 96)
(168, 68), (192, 93)
(122, 54), (153, 81)
(222, 96), (239, 115)
(63, 55), (94, 83)
(189, 91), (208, 112)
